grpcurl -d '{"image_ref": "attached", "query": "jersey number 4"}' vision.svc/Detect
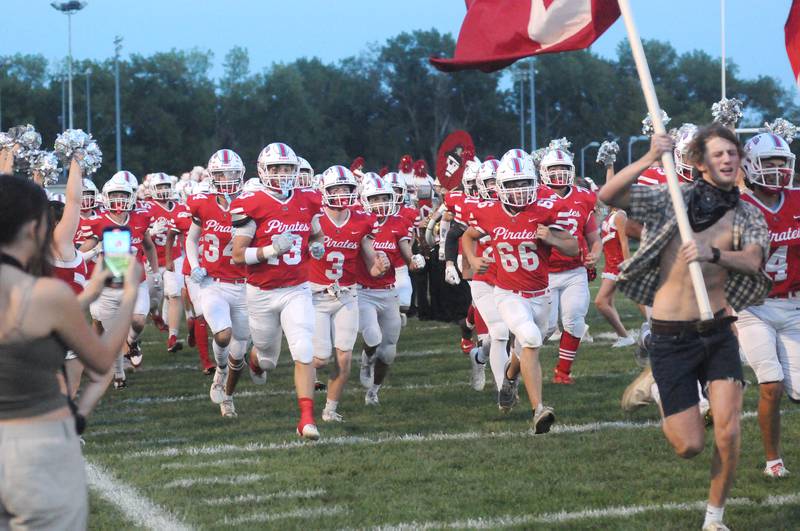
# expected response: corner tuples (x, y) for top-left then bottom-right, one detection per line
(765, 245), (788, 282)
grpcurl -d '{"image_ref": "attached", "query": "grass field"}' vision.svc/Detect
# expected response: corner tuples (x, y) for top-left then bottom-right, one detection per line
(81, 290), (800, 530)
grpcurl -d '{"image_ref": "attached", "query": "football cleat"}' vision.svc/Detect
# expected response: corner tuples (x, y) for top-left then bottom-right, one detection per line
(248, 351), (267, 385)
(150, 313), (168, 332)
(552, 367), (574, 385)
(702, 522), (730, 531)
(634, 321), (652, 367)
(314, 380), (328, 392)
(764, 461), (790, 478)
(186, 317), (196, 347)
(210, 370), (227, 404)
(532, 405), (556, 434)
(365, 389), (380, 406)
(127, 341), (143, 369)
(470, 349), (486, 391)
(167, 335), (183, 353)
(582, 325), (594, 344)
(621, 367), (656, 412)
(113, 377), (127, 390)
(460, 338), (475, 355)
(321, 408), (344, 423)
(498, 374), (519, 413)
(202, 365), (216, 376)
(297, 422), (320, 440)
(220, 397), (237, 418)
(359, 352), (375, 388)
(611, 336), (636, 348)
(400, 313), (408, 327)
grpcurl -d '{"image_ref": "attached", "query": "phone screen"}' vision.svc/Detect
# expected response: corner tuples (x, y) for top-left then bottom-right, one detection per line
(102, 227), (131, 284)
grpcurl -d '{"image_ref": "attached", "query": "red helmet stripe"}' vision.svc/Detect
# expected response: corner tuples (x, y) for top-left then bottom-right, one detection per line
(222, 150), (230, 164)
(512, 158), (521, 173)
(279, 143), (287, 157)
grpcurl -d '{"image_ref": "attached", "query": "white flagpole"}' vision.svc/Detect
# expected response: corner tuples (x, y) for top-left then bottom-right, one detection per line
(617, 0), (714, 321)
(721, 0), (726, 99)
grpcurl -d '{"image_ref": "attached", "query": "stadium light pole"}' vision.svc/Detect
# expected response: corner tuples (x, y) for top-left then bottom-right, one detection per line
(627, 135), (649, 165)
(51, 1), (88, 130)
(114, 36), (123, 171)
(61, 75), (67, 130)
(517, 68), (525, 150)
(529, 58), (536, 150)
(85, 67), (92, 134)
(580, 141), (600, 178)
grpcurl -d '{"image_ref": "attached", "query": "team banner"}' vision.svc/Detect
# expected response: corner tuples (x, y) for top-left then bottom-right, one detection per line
(786, 0), (800, 86)
(435, 130), (475, 190)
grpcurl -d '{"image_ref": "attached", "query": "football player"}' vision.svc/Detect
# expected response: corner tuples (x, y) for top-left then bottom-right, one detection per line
(231, 142), (324, 440)
(737, 132), (800, 478)
(186, 150), (251, 417)
(309, 166), (389, 422)
(384, 171), (419, 325)
(463, 156), (579, 432)
(538, 147), (601, 384)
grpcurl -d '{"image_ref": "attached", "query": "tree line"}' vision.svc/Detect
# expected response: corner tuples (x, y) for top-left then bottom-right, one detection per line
(2, 29), (797, 184)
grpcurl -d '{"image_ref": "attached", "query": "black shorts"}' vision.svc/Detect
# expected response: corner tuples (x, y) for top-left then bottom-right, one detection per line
(649, 322), (743, 417)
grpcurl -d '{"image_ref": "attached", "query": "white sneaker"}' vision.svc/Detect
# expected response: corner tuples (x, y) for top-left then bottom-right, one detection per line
(248, 356), (267, 385)
(702, 522), (730, 531)
(359, 352), (374, 388)
(322, 408), (344, 423)
(210, 369), (226, 404)
(298, 423), (320, 440)
(220, 397), (237, 418)
(469, 349), (486, 391)
(764, 461), (790, 478)
(621, 367), (655, 412)
(611, 336), (636, 348)
(582, 325), (593, 344)
(365, 389), (380, 406)
(532, 405), (556, 434)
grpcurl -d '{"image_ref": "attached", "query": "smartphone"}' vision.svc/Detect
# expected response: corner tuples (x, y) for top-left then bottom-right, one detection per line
(102, 226), (132, 287)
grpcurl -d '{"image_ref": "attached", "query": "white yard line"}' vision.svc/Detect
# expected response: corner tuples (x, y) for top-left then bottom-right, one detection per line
(85, 461), (192, 531)
(205, 488), (327, 506)
(372, 492), (800, 529)
(219, 505), (347, 526)
(161, 457), (262, 470)
(126, 412), (758, 459)
(163, 473), (270, 489)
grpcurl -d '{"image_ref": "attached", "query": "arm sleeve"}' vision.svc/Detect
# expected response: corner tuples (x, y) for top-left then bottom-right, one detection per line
(444, 222), (466, 262)
(185, 222), (202, 270)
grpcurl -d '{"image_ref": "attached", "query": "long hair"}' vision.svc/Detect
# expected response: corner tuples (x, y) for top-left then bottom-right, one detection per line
(686, 123), (744, 179)
(0, 174), (53, 276)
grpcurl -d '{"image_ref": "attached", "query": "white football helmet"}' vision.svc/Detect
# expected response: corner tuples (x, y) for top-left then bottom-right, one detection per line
(539, 148), (575, 187)
(462, 159), (482, 198)
(673, 124), (699, 181)
(743, 133), (798, 190)
(242, 177), (265, 193)
(174, 179), (195, 201)
(103, 172), (137, 212)
(496, 157), (538, 207)
(81, 178), (99, 211)
(477, 159), (500, 200)
(296, 157), (314, 189)
(360, 174), (396, 217)
(321, 165), (358, 208)
(501, 148), (529, 164)
(383, 171), (408, 206)
(148, 172), (175, 201)
(257, 142), (299, 193)
(48, 192), (66, 204)
(207, 149), (245, 195)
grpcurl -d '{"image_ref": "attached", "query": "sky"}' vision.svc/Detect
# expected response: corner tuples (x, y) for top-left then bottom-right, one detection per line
(3, 0), (798, 101)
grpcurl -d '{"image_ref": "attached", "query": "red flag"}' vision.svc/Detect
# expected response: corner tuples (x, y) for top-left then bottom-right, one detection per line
(431, 0), (620, 72)
(787, 0), (800, 86)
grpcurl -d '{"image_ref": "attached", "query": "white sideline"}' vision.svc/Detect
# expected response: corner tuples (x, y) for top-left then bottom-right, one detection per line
(373, 492), (800, 529)
(127, 412), (757, 459)
(220, 505), (347, 525)
(163, 473), (270, 489)
(205, 488), (327, 506)
(85, 461), (191, 531)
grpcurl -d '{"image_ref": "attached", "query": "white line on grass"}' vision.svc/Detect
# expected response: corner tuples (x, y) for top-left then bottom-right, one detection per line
(205, 488), (327, 506)
(161, 457), (262, 470)
(372, 492), (800, 529)
(85, 461), (191, 531)
(219, 505), (347, 526)
(127, 411), (760, 459)
(163, 473), (270, 489)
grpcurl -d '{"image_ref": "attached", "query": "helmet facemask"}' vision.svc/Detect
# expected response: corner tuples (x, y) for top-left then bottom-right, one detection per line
(105, 191), (135, 213)
(81, 190), (97, 211)
(296, 170), (313, 189)
(497, 178), (537, 207)
(152, 183), (174, 201)
(747, 156), (798, 190)
(323, 183), (358, 208)
(541, 164), (574, 187)
(259, 164), (297, 195)
(362, 193), (396, 217)
(211, 169), (244, 195)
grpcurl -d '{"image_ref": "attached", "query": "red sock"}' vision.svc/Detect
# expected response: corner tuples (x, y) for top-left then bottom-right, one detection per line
(298, 397), (315, 427)
(556, 331), (581, 374)
(195, 317), (213, 369)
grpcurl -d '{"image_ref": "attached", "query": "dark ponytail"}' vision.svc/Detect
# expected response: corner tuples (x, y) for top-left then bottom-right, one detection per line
(0, 174), (53, 276)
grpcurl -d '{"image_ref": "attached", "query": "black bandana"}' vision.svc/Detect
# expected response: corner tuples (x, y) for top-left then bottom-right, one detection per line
(687, 178), (739, 232)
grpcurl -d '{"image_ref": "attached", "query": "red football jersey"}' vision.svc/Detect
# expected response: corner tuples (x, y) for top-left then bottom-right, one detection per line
(230, 189), (321, 289)
(74, 211), (99, 247)
(470, 199), (560, 292)
(444, 190), (473, 225)
(392, 206), (418, 268)
(636, 166), (692, 186)
(741, 189), (800, 297)
(145, 200), (187, 266)
(171, 199), (195, 276)
(309, 210), (378, 287)
(51, 253), (88, 294)
(601, 210), (625, 276)
(187, 193), (247, 281)
(547, 185), (597, 273)
(88, 209), (151, 280)
(465, 199), (498, 285)
(356, 215), (413, 289)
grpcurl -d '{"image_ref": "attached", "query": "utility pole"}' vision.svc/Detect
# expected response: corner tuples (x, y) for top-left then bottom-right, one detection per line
(114, 36), (123, 171)
(85, 67), (92, 134)
(529, 58), (536, 151)
(51, 2), (88, 129)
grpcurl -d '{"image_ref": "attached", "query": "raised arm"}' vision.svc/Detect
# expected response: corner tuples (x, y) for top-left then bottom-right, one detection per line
(598, 134), (673, 209)
(52, 160), (83, 261)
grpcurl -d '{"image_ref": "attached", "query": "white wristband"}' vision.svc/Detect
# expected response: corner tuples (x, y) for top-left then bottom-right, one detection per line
(244, 247), (261, 265)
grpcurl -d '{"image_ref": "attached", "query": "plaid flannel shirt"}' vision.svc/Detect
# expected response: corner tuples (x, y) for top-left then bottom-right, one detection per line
(617, 183), (772, 311)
